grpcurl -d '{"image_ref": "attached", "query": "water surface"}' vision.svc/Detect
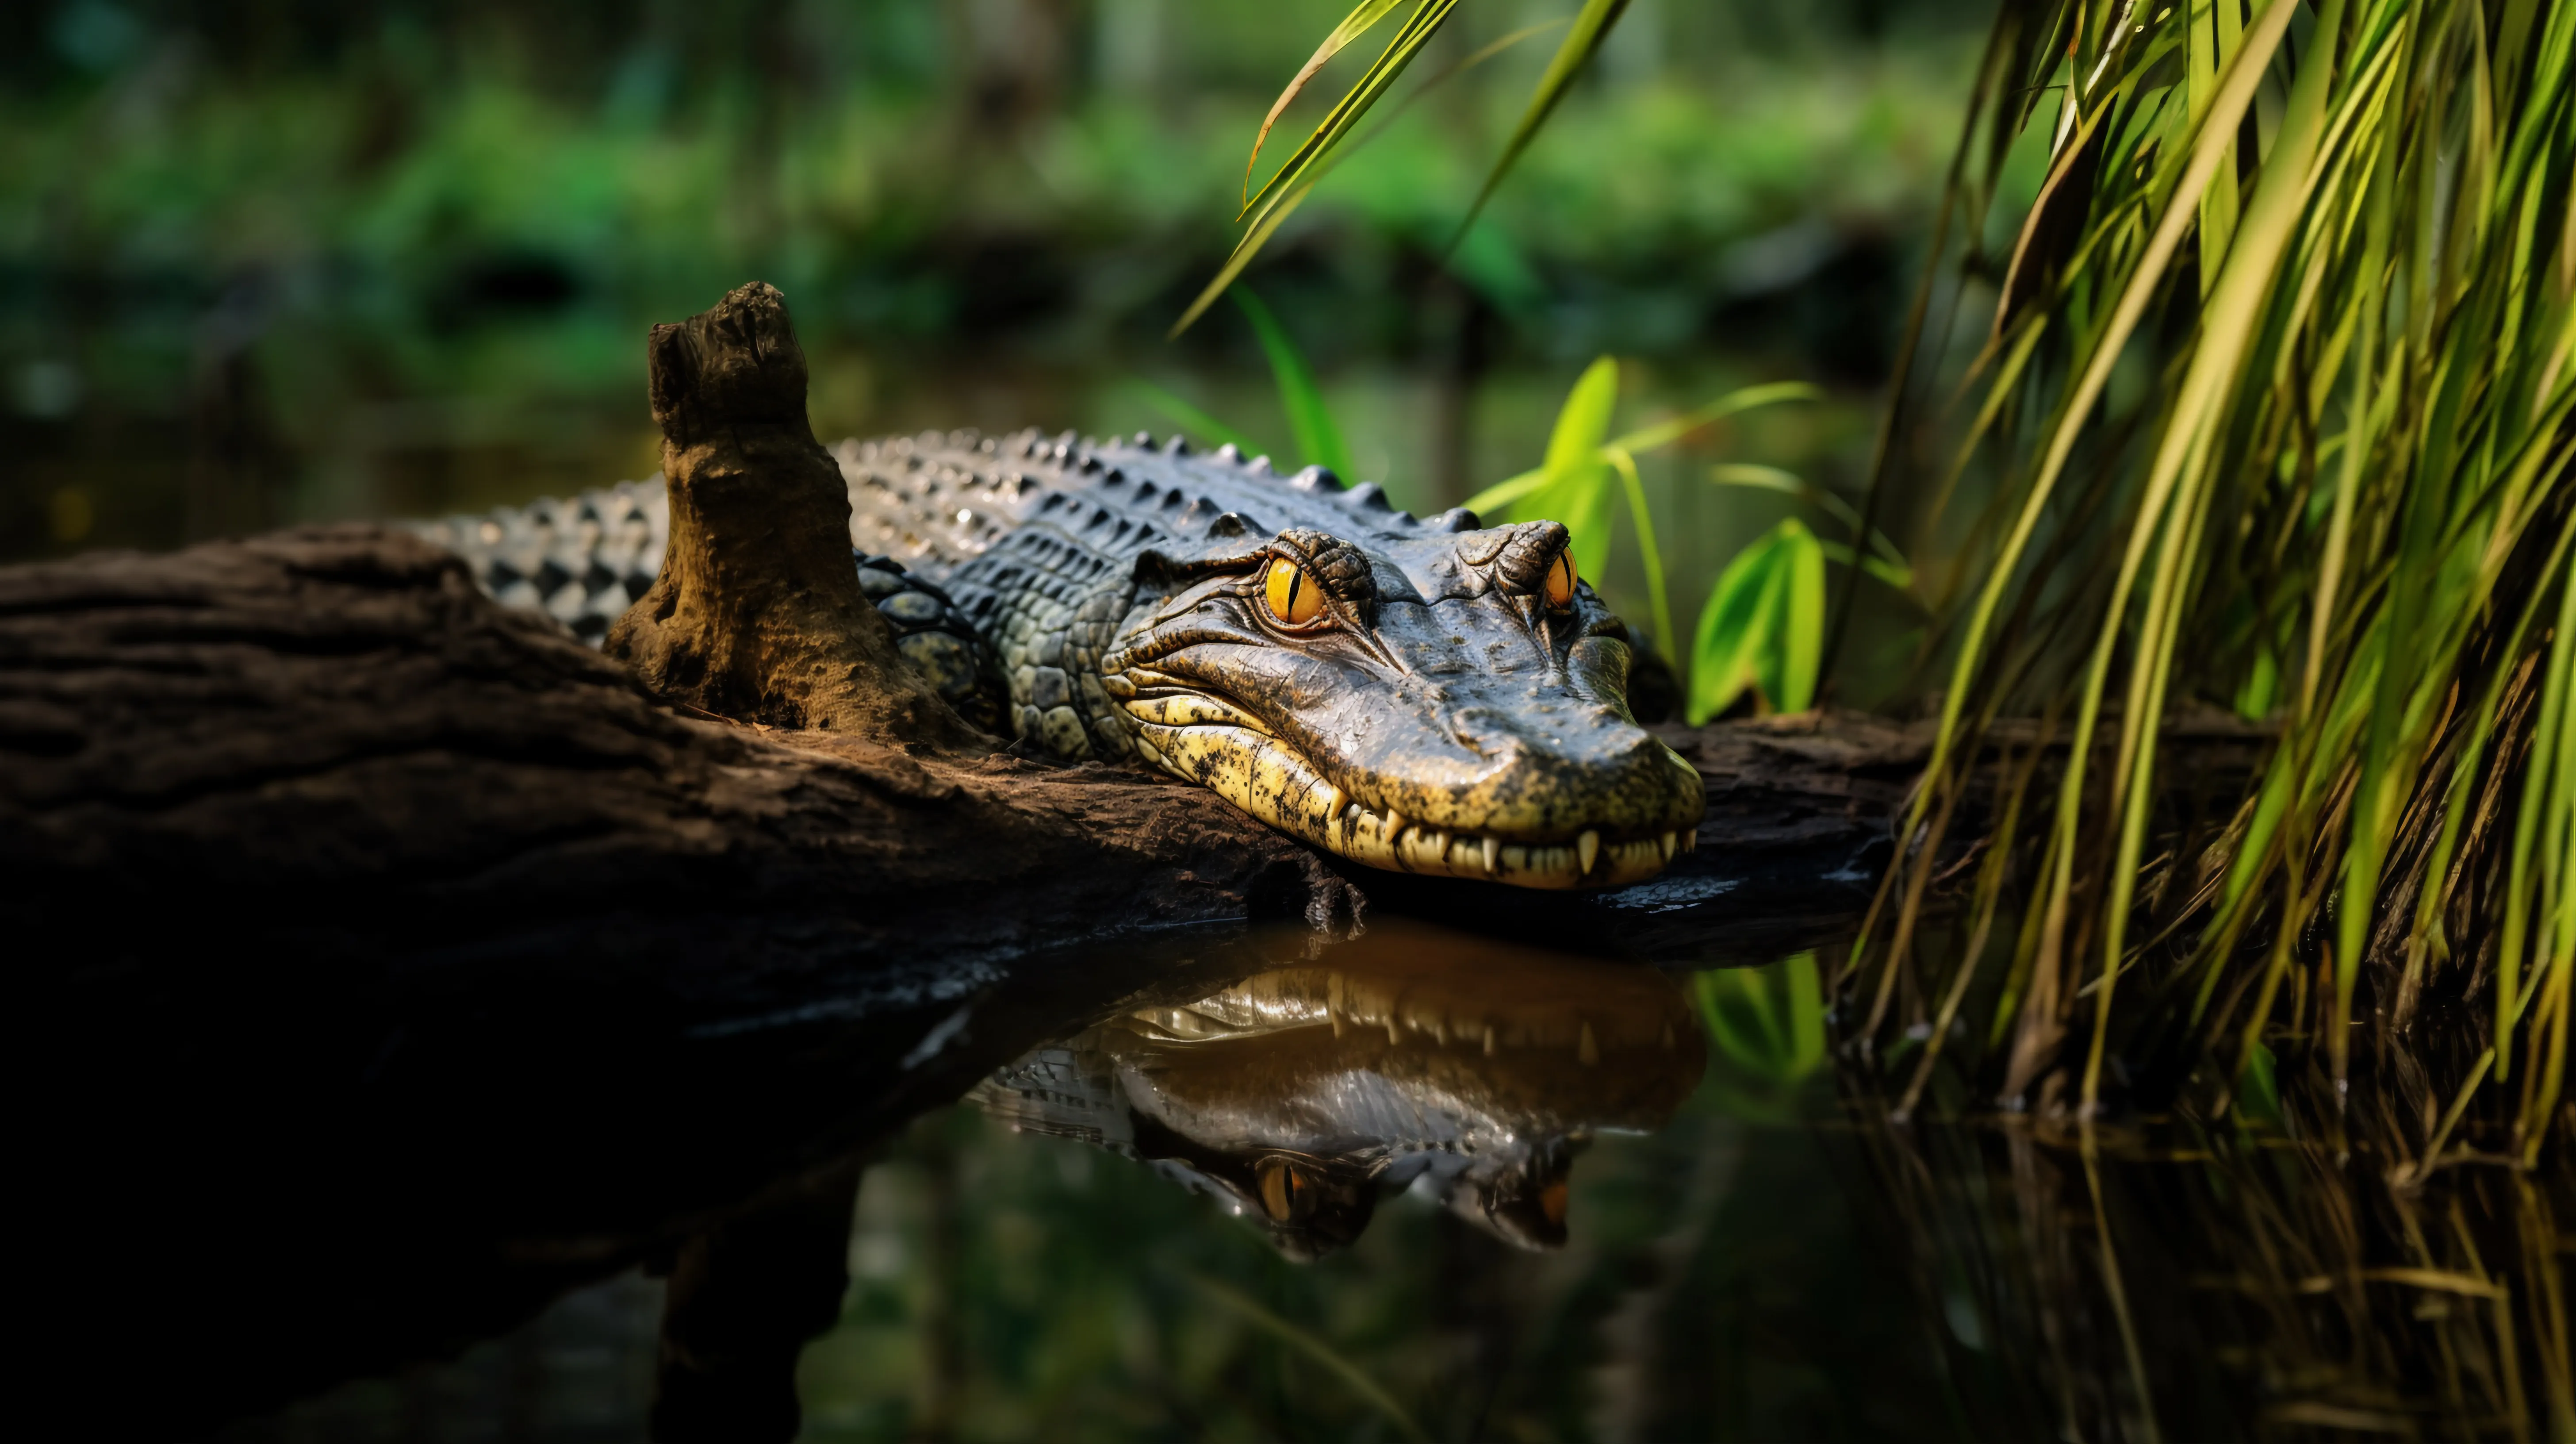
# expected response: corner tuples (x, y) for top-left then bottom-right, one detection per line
(211, 918), (2571, 1443)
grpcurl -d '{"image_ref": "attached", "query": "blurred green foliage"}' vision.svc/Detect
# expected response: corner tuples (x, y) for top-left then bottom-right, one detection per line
(2, 0), (1988, 654)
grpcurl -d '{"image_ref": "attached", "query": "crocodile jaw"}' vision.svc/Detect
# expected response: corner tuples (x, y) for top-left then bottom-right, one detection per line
(1127, 718), (1696, 890)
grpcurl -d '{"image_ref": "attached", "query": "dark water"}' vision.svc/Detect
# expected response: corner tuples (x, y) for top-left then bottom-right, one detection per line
(197, 918), (2571, 1444)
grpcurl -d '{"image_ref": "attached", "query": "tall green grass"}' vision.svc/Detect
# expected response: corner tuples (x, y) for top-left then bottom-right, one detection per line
(1213, 0), (2572, 1156)
(1849, 0), (2573, 1152)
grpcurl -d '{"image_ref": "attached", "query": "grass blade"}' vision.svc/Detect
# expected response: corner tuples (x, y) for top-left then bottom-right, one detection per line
(1239, 0), (1458, 225)
(1173, 180), (1320, 339)
(1606, 445), (1675, 656)
(1445, 0), (1634, 252)
(1772, 519), (1825, 713)
(1121, 380), (1265, 457)
(1234, 287), (1355, 480)
(1610, 380), (1821, 454)
(1241, 0), (1409, 214)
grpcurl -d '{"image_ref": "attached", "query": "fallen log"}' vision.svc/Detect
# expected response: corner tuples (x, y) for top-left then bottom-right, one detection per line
(0, 284), (2025, 1438)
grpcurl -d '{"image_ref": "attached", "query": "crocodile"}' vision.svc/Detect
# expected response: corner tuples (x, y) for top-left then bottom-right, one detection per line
(411, 428), (1705, 889)
(969, 936), (1706, 1259)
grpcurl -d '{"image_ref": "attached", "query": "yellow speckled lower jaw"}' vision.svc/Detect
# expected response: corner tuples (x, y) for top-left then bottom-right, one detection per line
(1124, 714), (1695, 891)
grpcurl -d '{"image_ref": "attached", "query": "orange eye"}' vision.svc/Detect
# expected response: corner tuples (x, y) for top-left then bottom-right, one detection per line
(1263, 557), (1326, 627)
(1545, 552), (1577, 608)
(1257, 1156), (1316, 1223)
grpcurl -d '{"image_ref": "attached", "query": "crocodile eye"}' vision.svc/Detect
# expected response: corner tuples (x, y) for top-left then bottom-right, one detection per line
(1257, 1156), (1316, 1223)
(1263, 557), (1326, 627)
(1545, 552), (1577, 608)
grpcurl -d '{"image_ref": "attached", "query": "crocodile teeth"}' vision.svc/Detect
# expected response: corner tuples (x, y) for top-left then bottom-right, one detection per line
(1681, 828), (1698, 853)
(1125, 718), (1682, 888)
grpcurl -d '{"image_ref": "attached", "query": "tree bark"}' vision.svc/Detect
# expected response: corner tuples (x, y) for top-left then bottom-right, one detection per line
(608, 281), (984, 748)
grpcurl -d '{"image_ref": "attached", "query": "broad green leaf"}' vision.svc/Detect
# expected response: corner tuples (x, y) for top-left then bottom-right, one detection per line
(2233, 645), (2279, 720)
(1689, 519), (1825, 720)
(1695, 953), (1827, 1085)
(1463, 375), (1808, 515)
(1695, 971), (1775, 1074)
(1545, 355), (1621, 473)
(2234, 1041), (2284, 1131)
(1688, 526), (1792, 723)
(1447, 0), (1634, 250)
(1766, 518), (1825, 713)
(1495, 356), (1623, 582)
(1233, 287), (1354, 481)
(1519, 463), (1617, 585)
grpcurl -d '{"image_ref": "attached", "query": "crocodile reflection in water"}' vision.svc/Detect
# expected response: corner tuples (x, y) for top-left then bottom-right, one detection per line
(969, 937), (1707, 1259)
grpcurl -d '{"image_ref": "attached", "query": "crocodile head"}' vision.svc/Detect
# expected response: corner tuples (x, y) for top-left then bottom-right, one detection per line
(1102, 516), (1705, 888)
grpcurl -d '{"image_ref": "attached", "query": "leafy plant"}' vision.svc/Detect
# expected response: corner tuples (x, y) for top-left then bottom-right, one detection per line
(1462, 362), (1904, 718)
(1692, 465), (1916, 719)
(1688, 518), (1825, 722)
